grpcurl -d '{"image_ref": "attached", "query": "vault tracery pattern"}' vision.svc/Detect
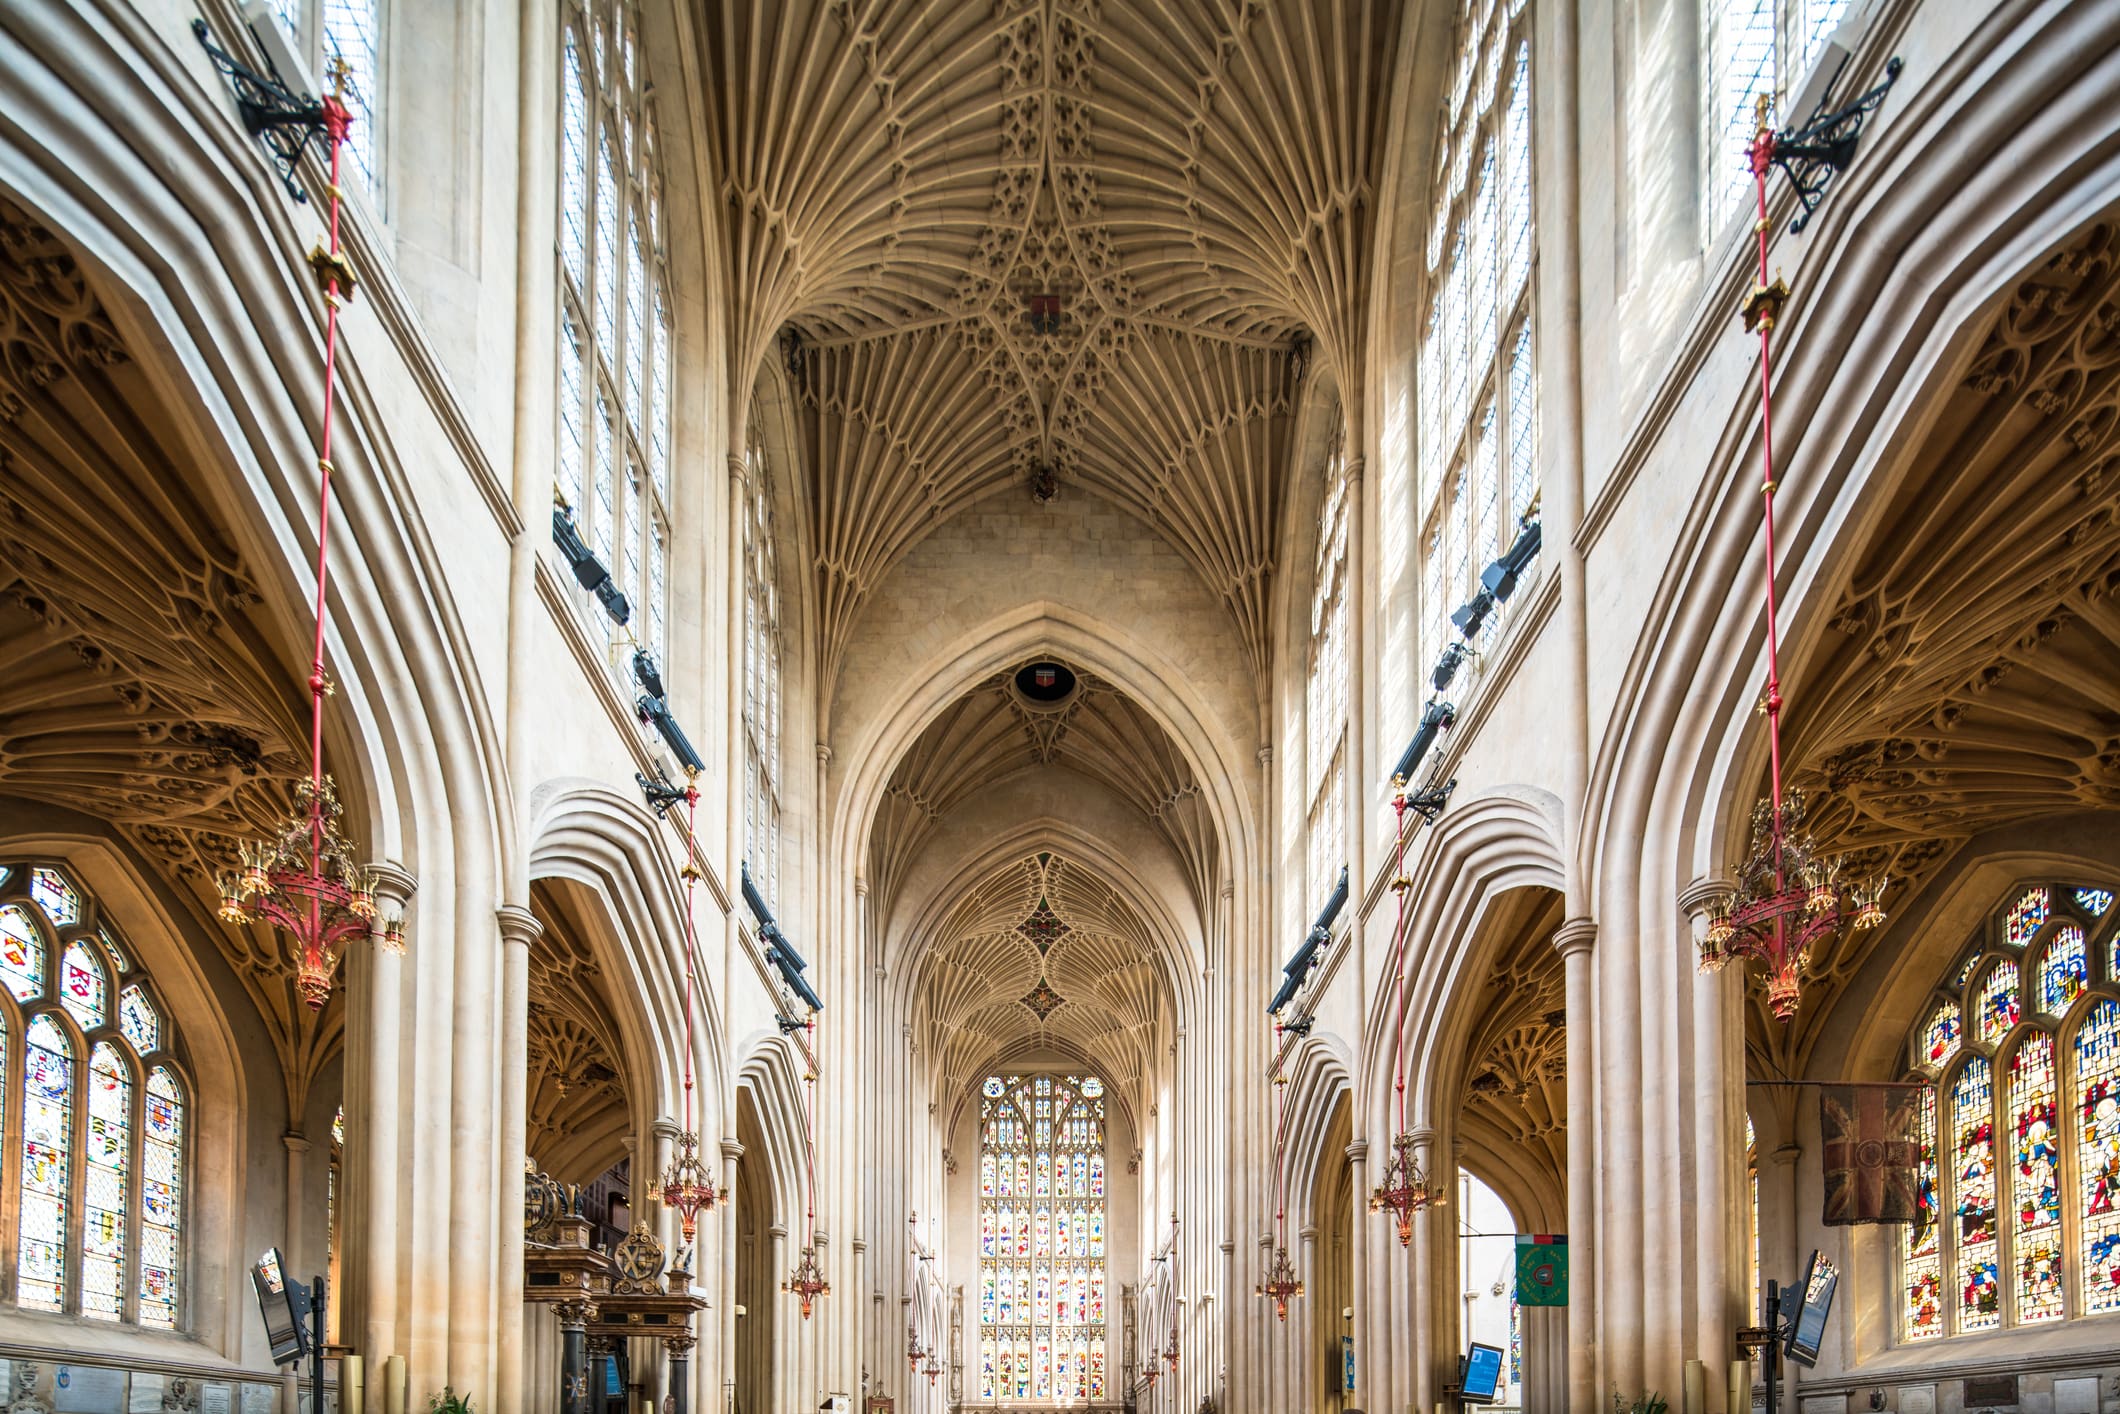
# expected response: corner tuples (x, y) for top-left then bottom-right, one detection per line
(706, 1), (1398, 685)
(0, 197), (339, 1113)
(914, 853), (1165, 1114)
(527, 888), (633, 1182)
(1759, 217), (2120, 1074)
(1456, 892), (1567, 1175)
(868, 664), (1217, 920)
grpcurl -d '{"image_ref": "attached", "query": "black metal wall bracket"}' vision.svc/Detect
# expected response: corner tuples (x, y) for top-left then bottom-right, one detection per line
(635, 766), (689, 818)
(192, 18), (329, 203)
(1404, 776), (1458, 825)
(1772, 56), (1905, 234)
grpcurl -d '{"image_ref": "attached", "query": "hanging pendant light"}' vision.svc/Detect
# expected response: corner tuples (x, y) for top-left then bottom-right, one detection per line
(1372, 786), (1447, 1243)
(656, 783), (725, 1239)
(1257, 1068), (1305, 1320)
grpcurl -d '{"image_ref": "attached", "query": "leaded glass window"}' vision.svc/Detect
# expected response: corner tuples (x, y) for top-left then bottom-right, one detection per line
(743, 417), (785, 911)
(1304, 422), (1349, 931)
(262, 1), (383, 198)
(557, 0), (672, 662)
(978, 1074), (1107, 1402)
(1899, 880), (2120, 1338)
(0, 864), (186, 1328)
(1703, 0), (1851, 232)
(1418, 0), (1537, 679)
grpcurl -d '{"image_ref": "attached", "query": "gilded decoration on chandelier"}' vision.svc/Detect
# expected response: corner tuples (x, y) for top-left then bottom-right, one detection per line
(784, 1243), (829, 1319)
(1256, 1243), (1304, 1321)
(218, 775), (388, 1010)
(657, 1127), (724, 1242)
(1369, 1131), (1444, 1247)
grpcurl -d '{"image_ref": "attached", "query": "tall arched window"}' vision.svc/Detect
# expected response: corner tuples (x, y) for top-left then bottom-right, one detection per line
(558, 0), (673, 660)
(978, 1073), (1108, 1402)
(1303, 422), (1349, 919)
(264, 0), (383, 195)
(1899, 882), (2118, 1340)
(742, 421), (784, 909)
(0, 863), (185, 1328)
(1417, 0), (1538, 679)
(1702, 0), (1852, 229)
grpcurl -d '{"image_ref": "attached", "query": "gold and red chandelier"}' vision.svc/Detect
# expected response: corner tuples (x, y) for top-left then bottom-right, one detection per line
(1371, 783), (1445, 1244)
(783, 1052), (829, 1317)
(657, 779), (726, 1240)
(1256, 1068), (1303, 1320)
(215, 58), (397, 1010)
(1696, 97), (1887, 1017)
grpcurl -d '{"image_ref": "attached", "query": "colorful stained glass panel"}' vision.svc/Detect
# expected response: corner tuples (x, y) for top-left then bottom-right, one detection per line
(2005, 886), (2050, 948)
(99, 928), (127, 972)
(85, 1043), (131, 1320)
(1953, 1057), (1999, 1331)
(62, 940), (107, 1031)
(120, 985), (160, 1054)
(1902, 1085), (1942, 1339)
(2080, 999), (2120, 1315)
(20, 1015), (72, 1311)
(2076, 887), (2115, 920)
(0, 904), (46, 1002)
(1975, 961), (2021, 1044)
(30, 866), (80, 926)
(1922, 1001), (1961, 1069)
(2009, 1034), (2062, 1323)
(139, 1066), (184, 1329)
(2038, 924), (2087, 1015)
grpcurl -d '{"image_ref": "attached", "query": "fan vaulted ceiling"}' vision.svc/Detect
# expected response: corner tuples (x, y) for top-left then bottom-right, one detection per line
(703, 0), (1402, 681)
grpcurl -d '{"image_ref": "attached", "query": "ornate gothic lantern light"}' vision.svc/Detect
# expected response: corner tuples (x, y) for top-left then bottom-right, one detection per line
(1163, 1316), (1180, 1371)
(1370, 784), (1449, 1245)
(1695, 96), (1890, 1018)
(1256, 1069), (1305, 1321)
(656, 784), (725, 1239)
(213, 57), (400, 1011)
(783, 1059), (829, 1318)
(906, 1324), (923, 1372)
(1368, 1129), (1444, 1248)
(1256, 1242), (1304, 1322)
(783, 1242), (829, 1319)
(923, 1355), (942, 1387)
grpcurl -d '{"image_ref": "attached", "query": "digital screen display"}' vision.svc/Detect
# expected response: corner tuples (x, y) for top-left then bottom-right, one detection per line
(1785, 1250), (1839, 1368)
(1462, 1342), (1505, 1403)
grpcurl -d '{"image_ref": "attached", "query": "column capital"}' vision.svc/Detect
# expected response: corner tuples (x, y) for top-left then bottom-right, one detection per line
(282, 1132), (313, 1155)
(1678, 875), (1736, 920)
(816, 742), (834, 767)
(1345, 1139), (1369, 1164)
(726, 451), (748, 485)
(497, 903), (543, 948)
(1298, 1223), (1320, 1243)
(367, 860), (417, 911)
(1342, 453), (1366, 488)
(1551, 918), (1597, 959)
(720, 1138), (745, 1161)
(767, 1222), (789, 1240)
(1256, 743), (1274, 768)
(652, 1117), (681, 1141)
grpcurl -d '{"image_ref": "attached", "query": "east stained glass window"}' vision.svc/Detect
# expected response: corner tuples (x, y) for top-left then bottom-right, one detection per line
(557, 0), (672, 662)
(2009, 1034), (2062, 1323)
(1, 863), (184, 1327)
(979, 1073), (1107, 1402)
(1902, 880), (2120, 1338)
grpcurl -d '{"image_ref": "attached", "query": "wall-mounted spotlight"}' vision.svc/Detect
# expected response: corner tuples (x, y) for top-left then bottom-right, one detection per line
(1389, 701), (1456, 786)
(1450, 590), (1496, 640)
(552, 503), (632, 625)
(632, 648), (666, 700)
(1268, 865), (1349, 1014)
(743, 862), (822, 1012)
(636, 694), (704, 775)
(1432, 640), (1470, 693)
(1480, 518), (1543, 603)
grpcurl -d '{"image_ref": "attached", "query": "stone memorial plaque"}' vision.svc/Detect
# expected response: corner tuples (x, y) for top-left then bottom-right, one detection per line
(1963, 1376), (2018, 1408)
(200, 1383), (233, 1414)
(241, 1385), (278, 1414)
(1801, 1396), (1847, 1414)
(2053, 1377), (2099, 1414)
(54, 1364), (126, 1414)
(1897, 1385), (1935, 1414)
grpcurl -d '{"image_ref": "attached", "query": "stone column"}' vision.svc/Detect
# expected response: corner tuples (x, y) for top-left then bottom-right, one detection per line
(556, 1299), (591, 1414)
(1553, 920), (1598, 1414)
(362, 862), (416, 1402)
(663, 1333), (694, 1414)
(1345, 1139), (1368, 1412)
(282, 1133), (312, 1279)
(1409, 1126), (1438, 1414)
(719, 1138), (741, 1414)
(1681, 879), (1740, 1412)
(495, 905), (539, 1414)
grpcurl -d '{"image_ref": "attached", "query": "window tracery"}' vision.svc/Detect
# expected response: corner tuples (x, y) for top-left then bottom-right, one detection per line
(1703, 0), (1852, 228)
(0, 864), (185, 1328)
(1417, 0), (1538, 677)
(978, 1073), (1107, 1402)
(1899, 880), (2120, 1339)
(557, 0), (671, 660)
(1304, 425), (1349, 923)
(265, 0), (383, 195)
(742, 422), (784, 911)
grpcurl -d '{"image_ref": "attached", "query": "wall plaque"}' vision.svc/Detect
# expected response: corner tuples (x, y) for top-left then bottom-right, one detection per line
(1963, 1376), (2018, 1408)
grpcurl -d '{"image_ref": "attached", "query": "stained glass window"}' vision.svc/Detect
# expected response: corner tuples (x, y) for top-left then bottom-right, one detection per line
(979, 1074), (1107, 1401)
(1952, 1058), (1999, 1331)
(1418, 1), (1537, 678)
(2038, 924), (2087, 1016)
(1975, 961), (2021, 1044)
(0, 905), (45, 1003)
(743, 416), (785, 911)
(1920, 1000), (1961, 1070)
(140, 1067), (184, 1329)
(1, 863), (185, 1327)
(20, 1014), (72, 1312)
(1903, 1083), (1943, 1339)
(2006, 887), (2051, 948)
(2009, 1034), (2062, 1323)
(85, 1044), (131, 1321)
(2077, 888), (2115, 920)
(61, 941), (107, 1032)
(2081, 999), (2120, 1315)
(557, 0), (672, 658)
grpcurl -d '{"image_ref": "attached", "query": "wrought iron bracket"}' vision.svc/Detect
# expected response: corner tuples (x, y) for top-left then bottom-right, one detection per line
(1771, 57), (1904, 233)
(1403, 776), (1458, 824)
(192, 19), (329, 203)
(635, 767), (689, 818)
(1277, 1015), (1315, 1039)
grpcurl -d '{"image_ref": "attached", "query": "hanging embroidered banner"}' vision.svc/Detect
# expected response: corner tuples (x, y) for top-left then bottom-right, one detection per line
(1515, 1234), (1567, 1306)
(1820, 1082), (1926, 1225)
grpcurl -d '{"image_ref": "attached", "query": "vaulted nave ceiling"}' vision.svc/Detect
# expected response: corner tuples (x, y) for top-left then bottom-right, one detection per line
(704, 0), (1402, 680)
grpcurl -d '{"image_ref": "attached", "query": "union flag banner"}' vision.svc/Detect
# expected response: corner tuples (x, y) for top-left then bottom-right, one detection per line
(1820, 1083), (1925, 1225)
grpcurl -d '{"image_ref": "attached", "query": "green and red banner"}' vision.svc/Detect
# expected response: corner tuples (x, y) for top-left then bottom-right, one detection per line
(1515, 1234), (1568, 1306)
